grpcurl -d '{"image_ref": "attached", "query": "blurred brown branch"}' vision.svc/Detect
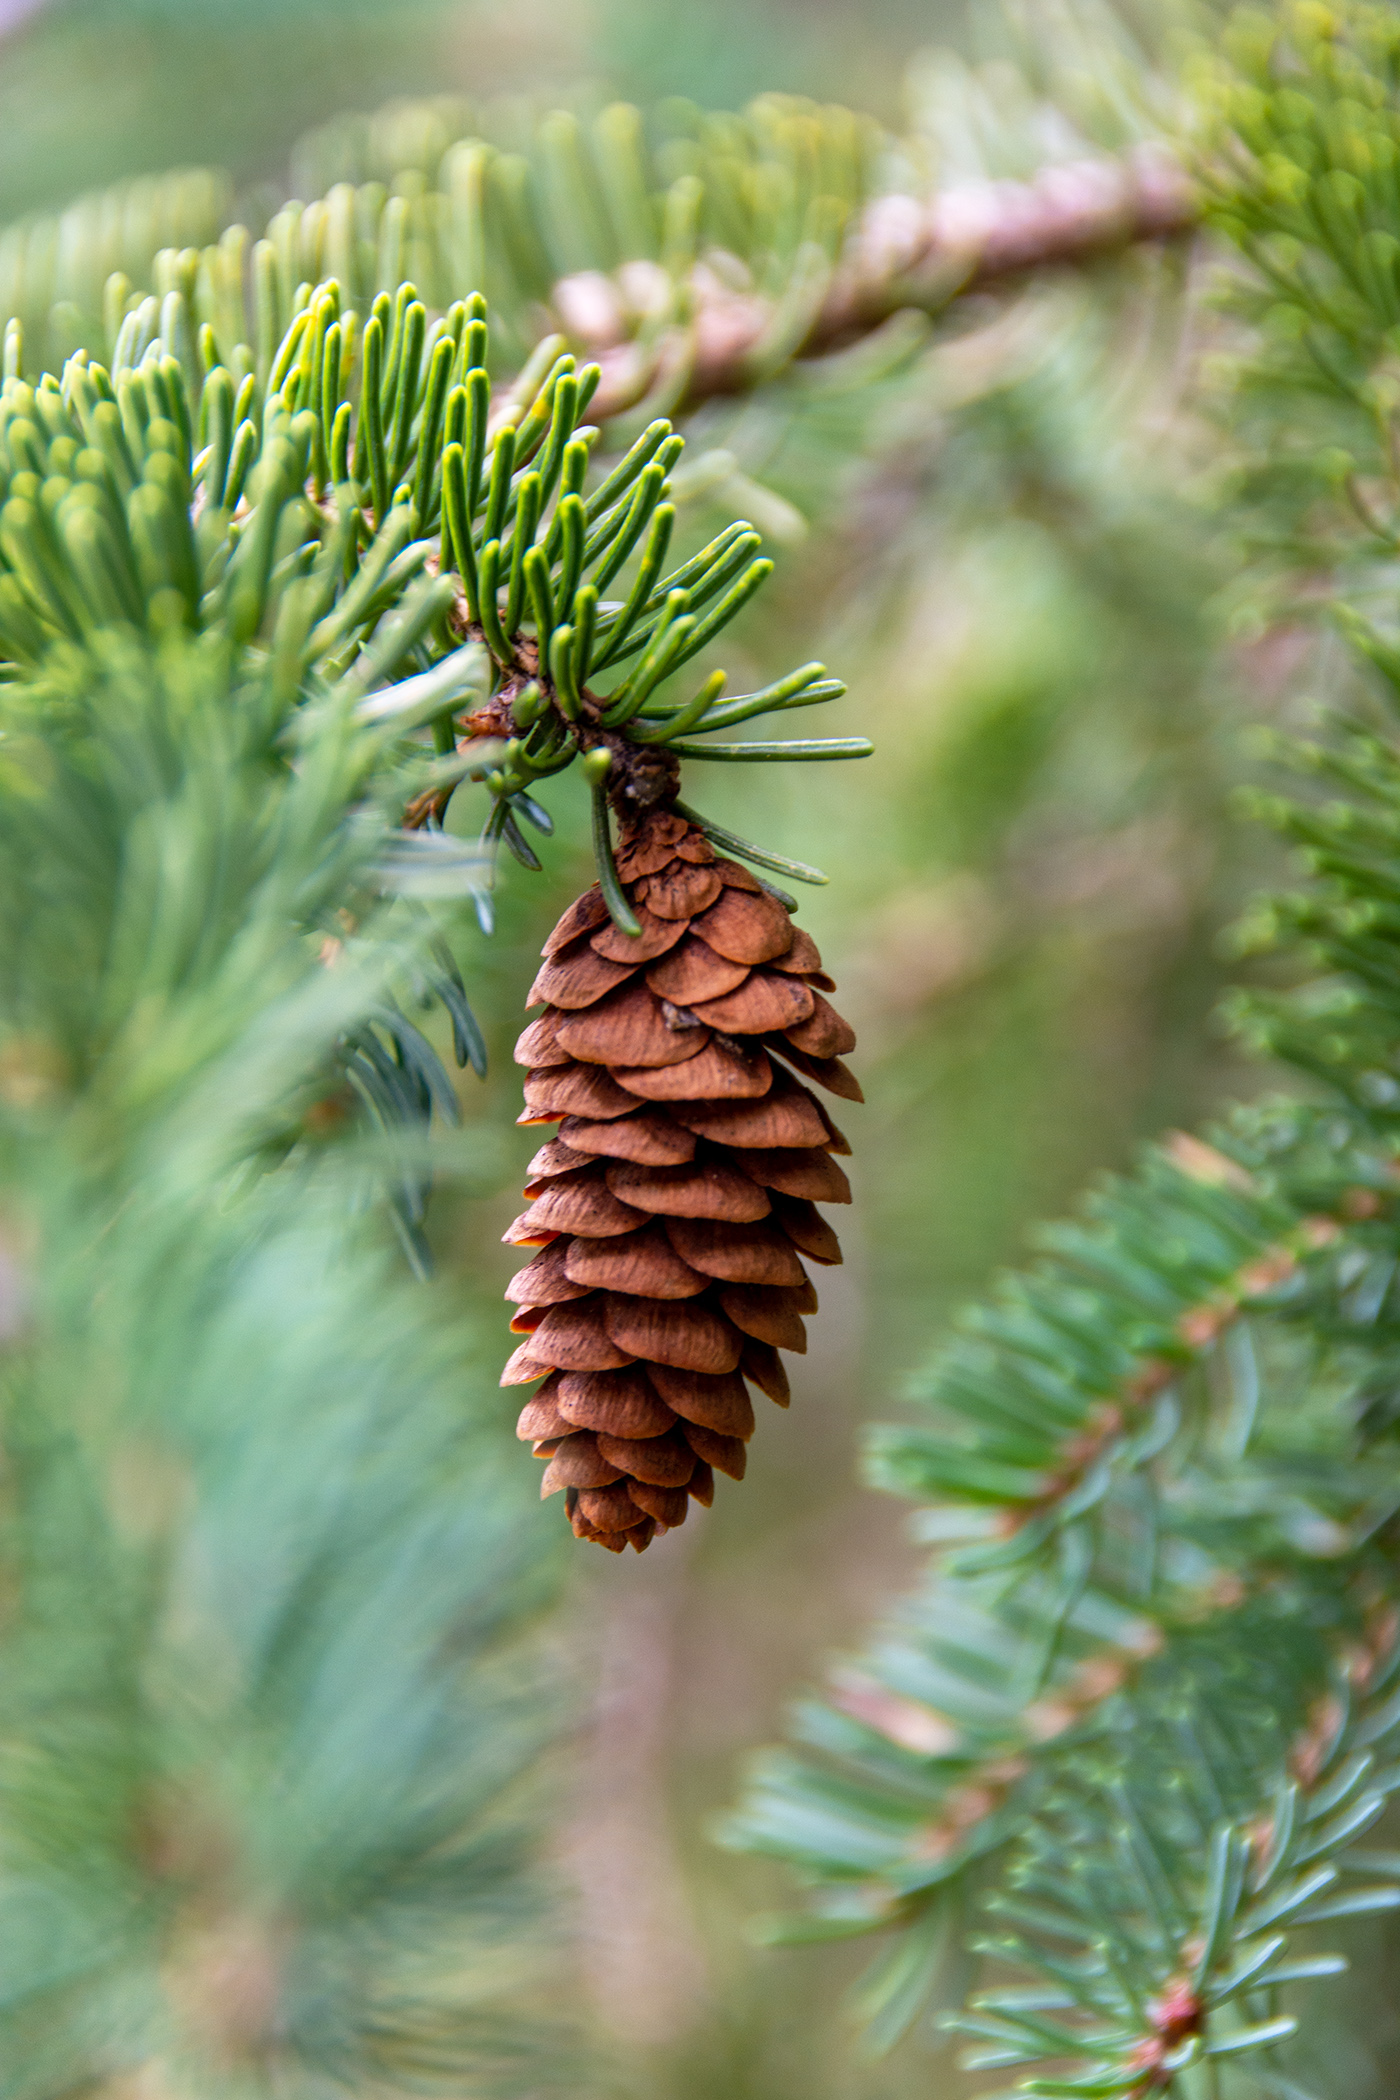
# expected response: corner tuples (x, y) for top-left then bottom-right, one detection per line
(556, 147), (1198, 422)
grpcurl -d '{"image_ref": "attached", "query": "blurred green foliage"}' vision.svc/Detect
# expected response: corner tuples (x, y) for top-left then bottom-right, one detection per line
(0, 617), (572, 2091)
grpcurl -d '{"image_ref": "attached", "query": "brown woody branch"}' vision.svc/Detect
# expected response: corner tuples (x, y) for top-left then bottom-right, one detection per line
(552, 147), (1199, 424)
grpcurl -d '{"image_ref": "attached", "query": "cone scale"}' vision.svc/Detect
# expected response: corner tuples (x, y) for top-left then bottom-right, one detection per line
(502, 808), (860, 1552)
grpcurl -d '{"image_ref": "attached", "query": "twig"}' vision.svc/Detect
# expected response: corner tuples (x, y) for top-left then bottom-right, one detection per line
(555, 146), (1199, 421)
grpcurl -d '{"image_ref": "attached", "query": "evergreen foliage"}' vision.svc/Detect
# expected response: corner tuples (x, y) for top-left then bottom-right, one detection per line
(0, 244), (869, 1270)
(0, 97), (882, 400)
(0, 2), (1358, 2092)
(721, 6), (1400, 2090)
(0, 48), (1189, 427)
(0, 49), (908, 2090)
(0, 624), (567, 2089)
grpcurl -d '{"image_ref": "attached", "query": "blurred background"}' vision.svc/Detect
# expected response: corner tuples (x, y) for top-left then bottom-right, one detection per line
(0, 0), (1086, 213)
(0, 1), (1292, 2094)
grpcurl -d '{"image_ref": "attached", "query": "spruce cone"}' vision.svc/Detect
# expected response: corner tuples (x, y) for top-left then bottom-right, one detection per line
(502, 808), (860, 1553)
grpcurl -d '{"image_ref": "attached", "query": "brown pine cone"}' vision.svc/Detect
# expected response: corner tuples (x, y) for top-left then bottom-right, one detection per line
(501, 808), (860, 1553)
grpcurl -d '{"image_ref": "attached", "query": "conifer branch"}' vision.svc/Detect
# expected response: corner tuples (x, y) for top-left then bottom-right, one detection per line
(0, 8), (1212, 2084)
(947, 1609), (1400, 2097)
(0, 100), (1196, 431)
(0, 629), (571, 2088)
(562, 146), (1197, 421)
(721, 2), (1400, 2075)
(864, 1121), (1377, 1573)
(0, 3), (1354, 2079)
(0, 270), (866, 1043)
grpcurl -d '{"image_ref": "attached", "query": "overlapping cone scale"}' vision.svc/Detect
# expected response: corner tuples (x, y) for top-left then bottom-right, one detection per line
(502, 809), (859, 1553)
